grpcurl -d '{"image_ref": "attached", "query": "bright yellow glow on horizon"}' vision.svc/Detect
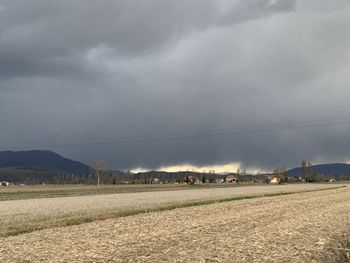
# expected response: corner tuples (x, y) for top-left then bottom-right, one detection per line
(131, 162), (244, 174)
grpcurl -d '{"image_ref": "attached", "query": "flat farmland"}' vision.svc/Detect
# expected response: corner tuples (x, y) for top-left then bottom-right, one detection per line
(0, 184), (340, 237)
(0, 184), (218, 201)
(0, 186), (349, 263)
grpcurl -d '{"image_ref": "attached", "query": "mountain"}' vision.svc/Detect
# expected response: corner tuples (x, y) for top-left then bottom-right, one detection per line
(288, 163), (350, 177)
(0, 150), (90, 176)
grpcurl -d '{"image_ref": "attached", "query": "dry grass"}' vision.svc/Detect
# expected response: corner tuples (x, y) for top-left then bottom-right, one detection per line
(303, 233), (350, 263)
(0, 186), (349, 262)
(0, 184), (337, 237)
(0, 183), (224, 201)
(3, 183), (347, 201)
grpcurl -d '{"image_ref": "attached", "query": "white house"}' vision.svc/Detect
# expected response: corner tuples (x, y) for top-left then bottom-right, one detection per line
(0, 181), (10, 187)
(270, 177), (281, 184)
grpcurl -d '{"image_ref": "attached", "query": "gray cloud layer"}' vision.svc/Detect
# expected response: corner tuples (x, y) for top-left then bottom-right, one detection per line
(1, 0), (350, 171)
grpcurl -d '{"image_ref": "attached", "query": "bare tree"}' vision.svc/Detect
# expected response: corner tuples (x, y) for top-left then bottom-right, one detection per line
(126, 169), (133, 184)
(301, 160), (307, 180)
(91, 160), (108, 188)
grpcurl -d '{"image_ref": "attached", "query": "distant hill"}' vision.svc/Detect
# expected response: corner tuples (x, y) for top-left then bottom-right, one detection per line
(288, 163), (350, 177)
(0, 150), (90, 176)
(0, 167), (65, 184)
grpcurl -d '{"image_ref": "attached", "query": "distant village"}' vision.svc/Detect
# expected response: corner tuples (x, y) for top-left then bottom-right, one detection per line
(0, 161), (341, 186)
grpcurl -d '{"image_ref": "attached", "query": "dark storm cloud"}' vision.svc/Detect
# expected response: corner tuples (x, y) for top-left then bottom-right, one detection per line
(1, 0), (350, 171)
(0, 0), (296, 78)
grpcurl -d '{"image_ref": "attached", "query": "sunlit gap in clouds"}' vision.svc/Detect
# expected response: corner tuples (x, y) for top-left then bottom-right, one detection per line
(131, 162), (264, 174)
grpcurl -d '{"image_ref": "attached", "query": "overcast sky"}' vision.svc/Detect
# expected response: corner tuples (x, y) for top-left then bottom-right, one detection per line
(1, 0), (350, 172)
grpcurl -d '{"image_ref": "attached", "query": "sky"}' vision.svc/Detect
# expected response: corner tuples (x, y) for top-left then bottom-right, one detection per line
(1, 0), (350, 173)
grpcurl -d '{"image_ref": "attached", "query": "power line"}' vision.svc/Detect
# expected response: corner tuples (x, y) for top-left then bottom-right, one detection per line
(2, 115), (350, 147)
(2, 117), (350, 150)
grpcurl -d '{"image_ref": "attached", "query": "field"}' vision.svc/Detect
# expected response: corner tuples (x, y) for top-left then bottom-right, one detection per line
(0, 183), (201, 201)
(0, 184), (338, 237)
(0, 184), (349, 262)
(0, 183), (293, 201)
